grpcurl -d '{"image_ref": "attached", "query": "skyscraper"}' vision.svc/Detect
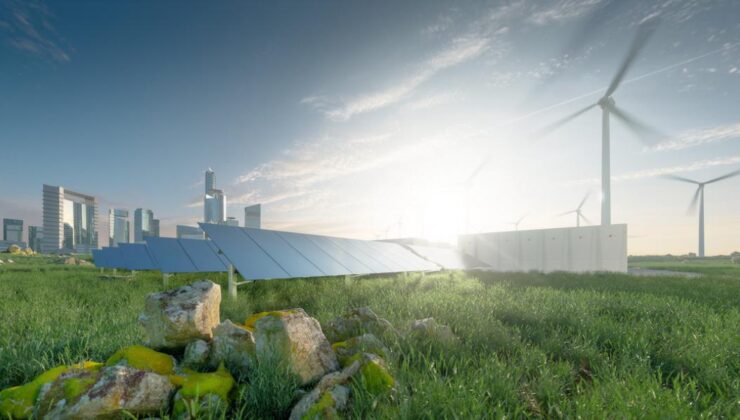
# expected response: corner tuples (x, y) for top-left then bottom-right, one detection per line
(109, 209), (130, 247)
(134, 208), (155, 242)
(203, 168), (226, 224)
(42, 185), (98, 253)
(151, 219), (160, 238)
(3, 218), (23, 242)
(28, 226), (43, 252)
(244, 204), (261, 229)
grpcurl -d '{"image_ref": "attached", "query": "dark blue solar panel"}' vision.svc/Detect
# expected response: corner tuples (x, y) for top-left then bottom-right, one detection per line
(92, 249), (108, 268)
(118, 243), (158, 270)
(103, 247), (126, 269)
(179, 238), (228, 272)
(276, 231), (354, 276)
(243, 228), (325, 277)
(329, 238), (395, 273)
(145, 237), (197, 273)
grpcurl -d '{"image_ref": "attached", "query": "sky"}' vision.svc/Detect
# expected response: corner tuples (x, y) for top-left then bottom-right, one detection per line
(1, 0), (739, 255)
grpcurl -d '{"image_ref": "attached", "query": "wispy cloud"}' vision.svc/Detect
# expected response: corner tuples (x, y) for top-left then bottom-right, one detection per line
(304, 36), (490, 121)
(571, 155), (740, 185)
(653, 122), (740, 151)
(0, 0), (70, 62)
(528, 0), (603, 25)
(402, 91), (461, 111)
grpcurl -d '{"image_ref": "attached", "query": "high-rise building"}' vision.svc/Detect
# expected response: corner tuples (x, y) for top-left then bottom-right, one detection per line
(225, 217), (239, 227)
(205, 168), (216, 193)
(42, 185), (98, 253)
(3, 218), (23, 242)
(134, 208), (155, 242)
(244, 204), (261, 229)
(109, 209), (130, 247)
(176, 225), (204, 240)
(28, 226), (43, 252)
(203, 169), (227, 224)
(151, 219), (160, 238)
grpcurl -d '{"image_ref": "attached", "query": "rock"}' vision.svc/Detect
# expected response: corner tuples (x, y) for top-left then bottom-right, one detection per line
(37, 365), (174, 419)
(7, 244), (21, 254)
(332, 333), (389, 367)
(183, 340), (211, 369)
(289, 360), (360, 420)
(63, 257), (78, 265)
(105, 345), (176, 375)
(78, 260), (94, 267)
(139, 280), (221, 349)
(348, 353), (395, 396)
(731, 256), (740, 264)
(210, 320), (255, 375)
(0, 260), (4, 265)
(324, 307), (394, 343)
(409, 318), (458, 345)
(170, 363), (234, 419)
(7, 259), (14, 264)
(252, 309), (339, 385)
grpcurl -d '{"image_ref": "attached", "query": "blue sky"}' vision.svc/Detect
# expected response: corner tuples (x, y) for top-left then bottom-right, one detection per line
(1, 0), (739, 254)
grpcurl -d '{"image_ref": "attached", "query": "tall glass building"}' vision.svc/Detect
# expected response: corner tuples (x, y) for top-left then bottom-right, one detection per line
(151, 219), (160, 238)
(134, 208), (155, 242)
(28, 226), (43, 252)
(203, 168), (227, 224)
(244, 204), (261, 229)
(109, 209), (130, 247)
(3, 218), (23, 242)
(42, 185), (98, 253)
(205, 168), (216, 193)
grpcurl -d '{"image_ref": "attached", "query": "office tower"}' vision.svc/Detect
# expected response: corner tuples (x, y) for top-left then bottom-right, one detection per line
(205, 168), (215, 193)
(109, 209), (130, 247)
(28, 226), (43, 252)
(151, 219), (160, 238)
(203, 168), (227, 224)
(3, 218), (23, 242)
(42, 185), (99, 253)
(176, 225), (204, 240)
(225, 217), (239, 227)
(244, 204), (261, 229)
(134, 208), (155, 242)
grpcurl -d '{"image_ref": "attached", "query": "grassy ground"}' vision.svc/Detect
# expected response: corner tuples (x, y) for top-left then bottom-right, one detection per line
(1, 255), (738, 418)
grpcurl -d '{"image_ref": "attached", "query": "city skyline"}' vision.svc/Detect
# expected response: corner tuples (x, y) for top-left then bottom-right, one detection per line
(1, 1), (739, 254)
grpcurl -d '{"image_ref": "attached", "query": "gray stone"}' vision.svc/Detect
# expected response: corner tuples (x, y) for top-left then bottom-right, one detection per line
(289, 360), (360, 420)
(139, 280), (221, 349)
(410, 317), (458, 345)
(182, 339), (211, 368)
(254, 309), (339, 385)
(324, 307), (394, 342)
(210, 320), (255, 374)
(37, 365), (174, 419)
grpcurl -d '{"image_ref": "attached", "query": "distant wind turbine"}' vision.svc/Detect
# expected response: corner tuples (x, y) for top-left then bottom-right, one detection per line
(538, 17), (664, 226)
(558, 192), (592, 227)
(508, 215), (527, 231)
(663, 169), (740, 257)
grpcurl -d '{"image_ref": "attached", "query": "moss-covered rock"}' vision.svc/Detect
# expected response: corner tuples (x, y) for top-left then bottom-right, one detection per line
(409, 317), (458, 346)
(346, 353), (395, 396)
(170, 363), (235, 419)
(324, 307), (395, 343)
(332, 333), (389, 367)
(210, 320), (255, 375)
(300, 385), (349, 420)
(105, 345), (176, 375)
(289, 359), (361, 420)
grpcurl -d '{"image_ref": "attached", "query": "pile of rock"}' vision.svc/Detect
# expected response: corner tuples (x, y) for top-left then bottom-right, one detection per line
(1, 280), (457, 419)
(61, 257), (93, 266)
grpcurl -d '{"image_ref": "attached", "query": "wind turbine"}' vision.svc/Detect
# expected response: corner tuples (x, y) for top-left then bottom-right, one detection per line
(508, 215), (527, 231)
(558, 192), (592, 227)
(663, 169), (740, 257)
(539, 17), (663, 226)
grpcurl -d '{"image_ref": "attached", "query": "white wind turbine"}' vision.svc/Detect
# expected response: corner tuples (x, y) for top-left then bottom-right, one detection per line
(663, 169), (740, 257)
(539, 17), (663, 226)
(508, 215), (527, 231)
(558, 192), (592, 227)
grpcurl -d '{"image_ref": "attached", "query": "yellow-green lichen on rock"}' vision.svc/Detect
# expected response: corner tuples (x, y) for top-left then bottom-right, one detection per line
(170, 363), (235, 418)
(332, 333), (389, 367)
(244, 309), (296, 331)
(345, 353), (394, 396)
(301, 390), (338, 420)
(105, 345), (175, 375)
(0, 361), (101, 419)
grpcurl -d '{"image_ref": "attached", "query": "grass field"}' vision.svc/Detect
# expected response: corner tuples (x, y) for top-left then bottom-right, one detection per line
(1, 255), (738, 418)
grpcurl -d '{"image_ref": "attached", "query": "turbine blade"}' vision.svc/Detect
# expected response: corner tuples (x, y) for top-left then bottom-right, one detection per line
(663, 174), (700, 184)
(687, 185), (702, 214)
(609, 103), (665, 145)
(577, 192), (591, 210)
(604, 17), (659, 97)
(465, 156), (491, 184)
(558, 210), (576, 217)
(704, 168), (740, 184)
(517, 214), (527, 225)
(580, 213), (594, 225)
(533, 103), (597, 139)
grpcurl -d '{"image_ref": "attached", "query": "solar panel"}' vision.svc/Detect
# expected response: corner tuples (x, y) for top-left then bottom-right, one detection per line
(198, 223), (290, 279)
(118, 243), (158, 270)
(92, 249), (108, 268)
(145, 237), (197, 273)
(179, 238), (228, 272)
(200, 223), (441, 280)
(103, 247), (126, 269)
(406, 244), (487, 270)
(244, 229), (325, 277)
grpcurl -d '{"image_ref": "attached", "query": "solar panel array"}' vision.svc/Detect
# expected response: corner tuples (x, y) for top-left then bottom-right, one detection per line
(406, 244), (490, 270)
(199, 223), (440, 280)
(118, 243), (158, 270)
(93, 246), (126, 269)
(144, 237), (228, 273)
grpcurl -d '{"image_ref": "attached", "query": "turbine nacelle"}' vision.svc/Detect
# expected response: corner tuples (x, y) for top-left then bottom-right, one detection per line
(598, 96), (615, 110)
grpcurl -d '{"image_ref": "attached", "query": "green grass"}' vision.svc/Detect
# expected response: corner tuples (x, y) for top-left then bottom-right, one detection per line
(1, 255), (738, 418)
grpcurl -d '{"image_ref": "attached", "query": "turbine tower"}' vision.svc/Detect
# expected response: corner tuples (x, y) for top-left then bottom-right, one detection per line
(559, 192), (592, 227)
(539, 17), (662, 226)
(664, 169), (740, 257)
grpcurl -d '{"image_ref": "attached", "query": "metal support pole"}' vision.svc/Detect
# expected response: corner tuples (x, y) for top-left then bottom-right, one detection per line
(228, 264), (237, 300)
(163, 273), (171, 288)
(601, 104), (612, 226)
